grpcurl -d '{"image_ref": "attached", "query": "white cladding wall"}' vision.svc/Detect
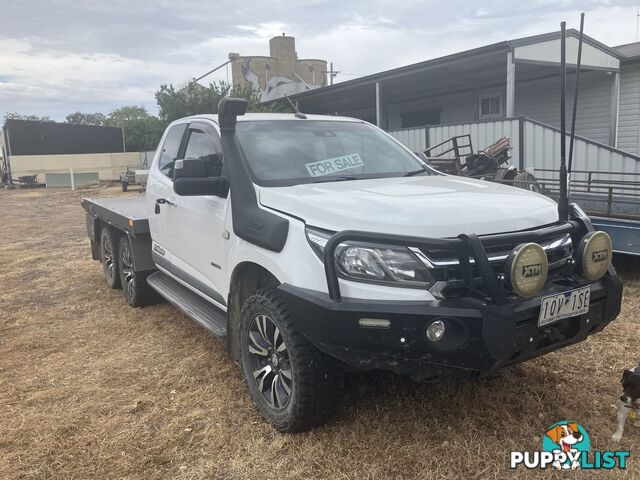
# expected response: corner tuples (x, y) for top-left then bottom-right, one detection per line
(388, 127), (429, 152)
(383, 72), (612, 146)
(515, 70), (613, 145)
(514, 37), (620, 71)
(9, 152), (143, 183)
(617, 63), (640, 155)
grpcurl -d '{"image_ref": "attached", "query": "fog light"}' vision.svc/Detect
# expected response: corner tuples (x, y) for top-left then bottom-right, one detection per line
(426, 320), (446, 342)
(358, 318), (390, 329)
(504, 242), (548, 298)
(578, 231), (612, 281)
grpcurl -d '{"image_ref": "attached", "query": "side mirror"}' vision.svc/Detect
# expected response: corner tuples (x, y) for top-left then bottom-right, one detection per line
(173, 158), (228, 197)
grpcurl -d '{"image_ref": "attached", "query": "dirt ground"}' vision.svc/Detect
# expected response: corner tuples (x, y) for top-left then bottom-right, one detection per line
(0, 185), (638, 479)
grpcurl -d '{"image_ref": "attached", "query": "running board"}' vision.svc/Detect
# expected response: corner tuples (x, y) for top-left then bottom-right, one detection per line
(147, 271), (227, 337)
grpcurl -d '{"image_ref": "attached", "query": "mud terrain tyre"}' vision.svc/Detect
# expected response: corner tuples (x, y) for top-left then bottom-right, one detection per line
(239, 289), (344, 432)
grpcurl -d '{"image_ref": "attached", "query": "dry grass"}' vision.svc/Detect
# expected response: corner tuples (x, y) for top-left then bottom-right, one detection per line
(0, 185), (638, 479)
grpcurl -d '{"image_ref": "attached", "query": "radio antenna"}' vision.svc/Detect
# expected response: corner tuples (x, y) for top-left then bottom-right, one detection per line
(285, 95), (307, 119)
(567, 12), (585, 192)
(558, 21), (569, 223)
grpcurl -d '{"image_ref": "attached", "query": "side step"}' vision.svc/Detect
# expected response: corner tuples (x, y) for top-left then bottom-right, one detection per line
(147, 271), (227, 337)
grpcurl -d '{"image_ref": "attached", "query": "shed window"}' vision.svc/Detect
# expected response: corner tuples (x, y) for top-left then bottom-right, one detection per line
(479, 94), (502, 119)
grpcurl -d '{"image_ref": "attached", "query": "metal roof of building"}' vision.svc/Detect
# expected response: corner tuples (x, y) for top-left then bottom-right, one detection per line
(614, 41), (640, 60)
(265, 29), (623, 106)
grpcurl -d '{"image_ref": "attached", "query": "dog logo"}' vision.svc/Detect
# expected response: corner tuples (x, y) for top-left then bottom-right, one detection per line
(522, 263), (542, 278)
(544, 422), (588, 470)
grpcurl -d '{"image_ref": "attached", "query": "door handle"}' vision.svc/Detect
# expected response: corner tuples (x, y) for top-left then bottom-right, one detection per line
(155, 198), (177, 214)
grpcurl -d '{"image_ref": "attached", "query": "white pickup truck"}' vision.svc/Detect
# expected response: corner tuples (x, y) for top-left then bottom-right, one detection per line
(82, 98), (622, 432)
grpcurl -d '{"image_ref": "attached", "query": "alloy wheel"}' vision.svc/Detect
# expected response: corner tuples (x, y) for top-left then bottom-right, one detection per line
(247, 314), (292, 409)
(121, 240), (135, 299)
(103, 235), (116, 280)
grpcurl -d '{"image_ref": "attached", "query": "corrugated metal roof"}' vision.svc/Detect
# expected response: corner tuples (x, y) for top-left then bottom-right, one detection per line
(615, 41), (640, 60)
(266, 29), (622, 106)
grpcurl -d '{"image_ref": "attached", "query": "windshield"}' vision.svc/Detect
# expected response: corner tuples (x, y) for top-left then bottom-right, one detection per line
(235, 120), (428, 186)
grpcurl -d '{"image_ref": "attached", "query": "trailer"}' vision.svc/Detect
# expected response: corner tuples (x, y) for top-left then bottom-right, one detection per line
(534, 169), (640, 256)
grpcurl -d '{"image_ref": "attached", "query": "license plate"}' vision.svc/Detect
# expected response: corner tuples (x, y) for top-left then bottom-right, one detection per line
(538, 286), (591, 327)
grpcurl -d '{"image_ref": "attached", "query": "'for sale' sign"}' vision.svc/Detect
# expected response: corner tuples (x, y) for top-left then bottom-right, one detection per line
(305, 154), (364, 177)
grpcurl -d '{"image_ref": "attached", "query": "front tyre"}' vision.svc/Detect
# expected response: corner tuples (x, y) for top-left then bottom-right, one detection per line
(239, 289), (344, 432)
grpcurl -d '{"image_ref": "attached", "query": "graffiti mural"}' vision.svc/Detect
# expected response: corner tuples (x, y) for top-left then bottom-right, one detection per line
(232, 36), (327, 102)
(240, 57), (324, 102)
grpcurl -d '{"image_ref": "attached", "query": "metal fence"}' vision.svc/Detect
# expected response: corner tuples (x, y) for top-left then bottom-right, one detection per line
(388, 117), (640, 186)
(386, 127), (428, 153)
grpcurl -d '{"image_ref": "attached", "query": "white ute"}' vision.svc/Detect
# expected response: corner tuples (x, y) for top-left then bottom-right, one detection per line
(83, 97), (622, 432)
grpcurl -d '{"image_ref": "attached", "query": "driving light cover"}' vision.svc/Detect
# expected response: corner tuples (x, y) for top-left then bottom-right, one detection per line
(305, 227), (435, 288)
(504, 242), (548, 298)
(426, 320), (446, 342)
(578, 231), (612, 281)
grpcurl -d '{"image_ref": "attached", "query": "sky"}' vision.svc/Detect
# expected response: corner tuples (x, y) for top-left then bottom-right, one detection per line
(0, 0), (638, 121)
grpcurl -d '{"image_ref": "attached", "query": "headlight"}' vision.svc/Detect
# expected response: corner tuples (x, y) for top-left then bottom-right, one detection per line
(305, 227), (435, 288)
(504, 242), (548, 298)
(578, 231), (612, 281)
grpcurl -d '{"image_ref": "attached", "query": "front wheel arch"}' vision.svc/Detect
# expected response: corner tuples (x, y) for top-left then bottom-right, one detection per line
(227, 262), (280, 361)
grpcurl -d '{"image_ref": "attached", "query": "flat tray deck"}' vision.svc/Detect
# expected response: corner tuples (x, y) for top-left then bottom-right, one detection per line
(82, 196), (149, 235)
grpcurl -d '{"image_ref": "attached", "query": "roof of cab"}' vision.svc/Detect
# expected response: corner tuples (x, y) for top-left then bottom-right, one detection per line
(175, 112), (364, 125)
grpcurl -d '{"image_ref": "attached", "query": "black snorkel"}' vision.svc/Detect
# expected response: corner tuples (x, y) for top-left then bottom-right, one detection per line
(218, 97), (289, 252)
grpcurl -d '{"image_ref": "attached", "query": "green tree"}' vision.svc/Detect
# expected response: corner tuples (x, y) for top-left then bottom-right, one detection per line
(3, 112), (54, 122)
(105, 105), (151, 127)
(155, 81), (286, 123)
(121, 116), (166, 151)
(65, 111), (107, 126)
(106, 105), (165, 152)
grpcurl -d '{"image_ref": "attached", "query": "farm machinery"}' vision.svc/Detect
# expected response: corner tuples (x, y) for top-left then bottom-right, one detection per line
(421, 134), (542, 193)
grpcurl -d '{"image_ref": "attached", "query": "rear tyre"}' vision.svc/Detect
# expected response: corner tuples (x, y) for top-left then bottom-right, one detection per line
(239, 289), (344, 432)
(118, 235), (160, 307)
(100, 227), (121, 289)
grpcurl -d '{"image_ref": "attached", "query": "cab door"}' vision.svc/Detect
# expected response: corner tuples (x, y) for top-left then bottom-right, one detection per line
(161, 121), (229, 307)
(147, 121), (188, 268)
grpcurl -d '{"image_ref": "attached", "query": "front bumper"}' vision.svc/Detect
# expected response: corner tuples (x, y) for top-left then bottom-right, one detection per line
(278, 273), (622, 379)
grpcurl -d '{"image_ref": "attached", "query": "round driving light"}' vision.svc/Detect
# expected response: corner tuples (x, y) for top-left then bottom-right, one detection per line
(426, 320), (446, 342)
(578, 231), (612, 281)
(504, 242), (548, 298)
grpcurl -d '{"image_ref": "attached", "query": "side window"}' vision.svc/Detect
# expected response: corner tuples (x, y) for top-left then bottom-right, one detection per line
(158, 124), (187, 177)
(183, 128), (223, 177)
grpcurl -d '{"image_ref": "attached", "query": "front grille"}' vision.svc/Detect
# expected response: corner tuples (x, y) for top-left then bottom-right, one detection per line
(418, 233), (574, 296)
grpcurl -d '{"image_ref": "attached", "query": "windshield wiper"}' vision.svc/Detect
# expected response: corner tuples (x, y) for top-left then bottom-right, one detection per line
(311, 175), (359, 184)
(403, 166), (428, 177)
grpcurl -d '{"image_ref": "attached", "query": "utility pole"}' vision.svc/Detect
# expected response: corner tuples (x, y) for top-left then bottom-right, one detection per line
(324, 62), (340, 85)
